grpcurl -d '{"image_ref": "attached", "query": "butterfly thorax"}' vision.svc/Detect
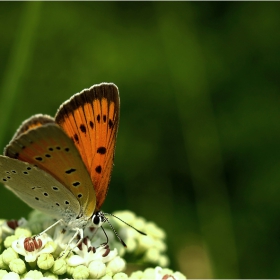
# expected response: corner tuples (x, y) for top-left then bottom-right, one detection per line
(63, 214), (90, 230)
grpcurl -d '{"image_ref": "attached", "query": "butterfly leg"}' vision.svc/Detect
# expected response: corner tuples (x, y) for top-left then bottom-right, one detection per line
(36, 219), (63, 237)
(59, 227), (84, 258)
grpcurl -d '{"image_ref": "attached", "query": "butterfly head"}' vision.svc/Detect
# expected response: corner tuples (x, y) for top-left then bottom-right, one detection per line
(91, 211), (105, 228)
(90, 211), (147, 248)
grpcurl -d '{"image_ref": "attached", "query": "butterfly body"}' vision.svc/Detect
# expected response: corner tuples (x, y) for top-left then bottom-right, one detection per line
(0, 83), (120, 234)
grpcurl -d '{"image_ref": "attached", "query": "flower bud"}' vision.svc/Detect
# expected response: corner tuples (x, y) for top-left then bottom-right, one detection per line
(66, 264), (75, 276)
(132, 217), (146, 232)
(43, 271), (58, 279)
(2, 248), (18, 265)
(143, 247), (160, 264)
(2, 271), (20, 279)
(106, 256), (126, 274)
(72, 265), (89, 279)
(3, 236), (17, 249)
(112, 211), (135, 227)
(137, 235), (154, 252)
(154, 239), (167, 252)
(159, 255), (170, 267)
(23, 270), (43, 279)
(0, 270), (8, 278)
(145, 222), (165, 239)
(50, 259), (66, 275)
(161, 268), (173, 275)
(129, 270), (144, 279)
(9, 258), (26, 274)
(113, 272), (128, 279)
(14, 228), (31, 238)
(37, 253), (54, 270)
(143, 268), (156, 279)
(0, 255), (9, 269)
(88, 260), (106, 279)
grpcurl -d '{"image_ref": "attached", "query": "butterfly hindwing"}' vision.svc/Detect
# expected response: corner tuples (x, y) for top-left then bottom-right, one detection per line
(0, 156), (80, 222)
(55, 83), (120, 210)
(4, 123), (96, 218)
(11, 114), (55, 140)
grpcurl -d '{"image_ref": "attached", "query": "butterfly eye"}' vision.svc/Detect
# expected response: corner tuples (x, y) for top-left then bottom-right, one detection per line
(92, 212), (103, 227)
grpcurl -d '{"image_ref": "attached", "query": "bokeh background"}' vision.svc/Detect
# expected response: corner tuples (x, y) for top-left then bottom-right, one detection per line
(0, 2), (280, 278)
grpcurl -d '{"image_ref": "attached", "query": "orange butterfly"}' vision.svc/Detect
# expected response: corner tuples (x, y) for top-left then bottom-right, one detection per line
(0, 83), (120, 246)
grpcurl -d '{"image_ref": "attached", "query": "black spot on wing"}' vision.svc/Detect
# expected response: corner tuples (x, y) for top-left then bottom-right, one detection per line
(108, 119), (113, 129)
(97, 147), (106, 154)
(80, 124), (86, 133)
(95, 165), (102, 174)
(74, 134), (79, 143)
(65, 168), (76, 174)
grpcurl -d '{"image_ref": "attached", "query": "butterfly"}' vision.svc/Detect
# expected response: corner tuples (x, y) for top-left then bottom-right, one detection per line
(0, 83), (120, 247)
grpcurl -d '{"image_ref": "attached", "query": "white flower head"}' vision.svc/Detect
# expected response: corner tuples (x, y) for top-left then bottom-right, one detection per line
(12, 233), (54, 262)
(155, 266), (187, 280)
(0, 218), (28, 241)
(0, 210), (185, 279)
(68, 237), (118, 267)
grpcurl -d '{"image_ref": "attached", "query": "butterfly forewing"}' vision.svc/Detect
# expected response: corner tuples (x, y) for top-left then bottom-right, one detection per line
(4, 123), (96, 218)
(0, 156), (80, 222)
(55, 83), (120, 210)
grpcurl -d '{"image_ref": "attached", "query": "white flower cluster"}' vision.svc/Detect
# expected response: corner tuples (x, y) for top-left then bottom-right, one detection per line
(0, 210), (186, 279)
(104, 210), (169, 267)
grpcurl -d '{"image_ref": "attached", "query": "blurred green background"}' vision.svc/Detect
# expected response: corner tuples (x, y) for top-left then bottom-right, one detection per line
(0, 2), (280, 278)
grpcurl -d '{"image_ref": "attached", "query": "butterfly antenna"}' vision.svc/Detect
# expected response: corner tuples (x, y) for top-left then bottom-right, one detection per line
(101, 213), (127, 247)
(103, 212), (147, 236)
